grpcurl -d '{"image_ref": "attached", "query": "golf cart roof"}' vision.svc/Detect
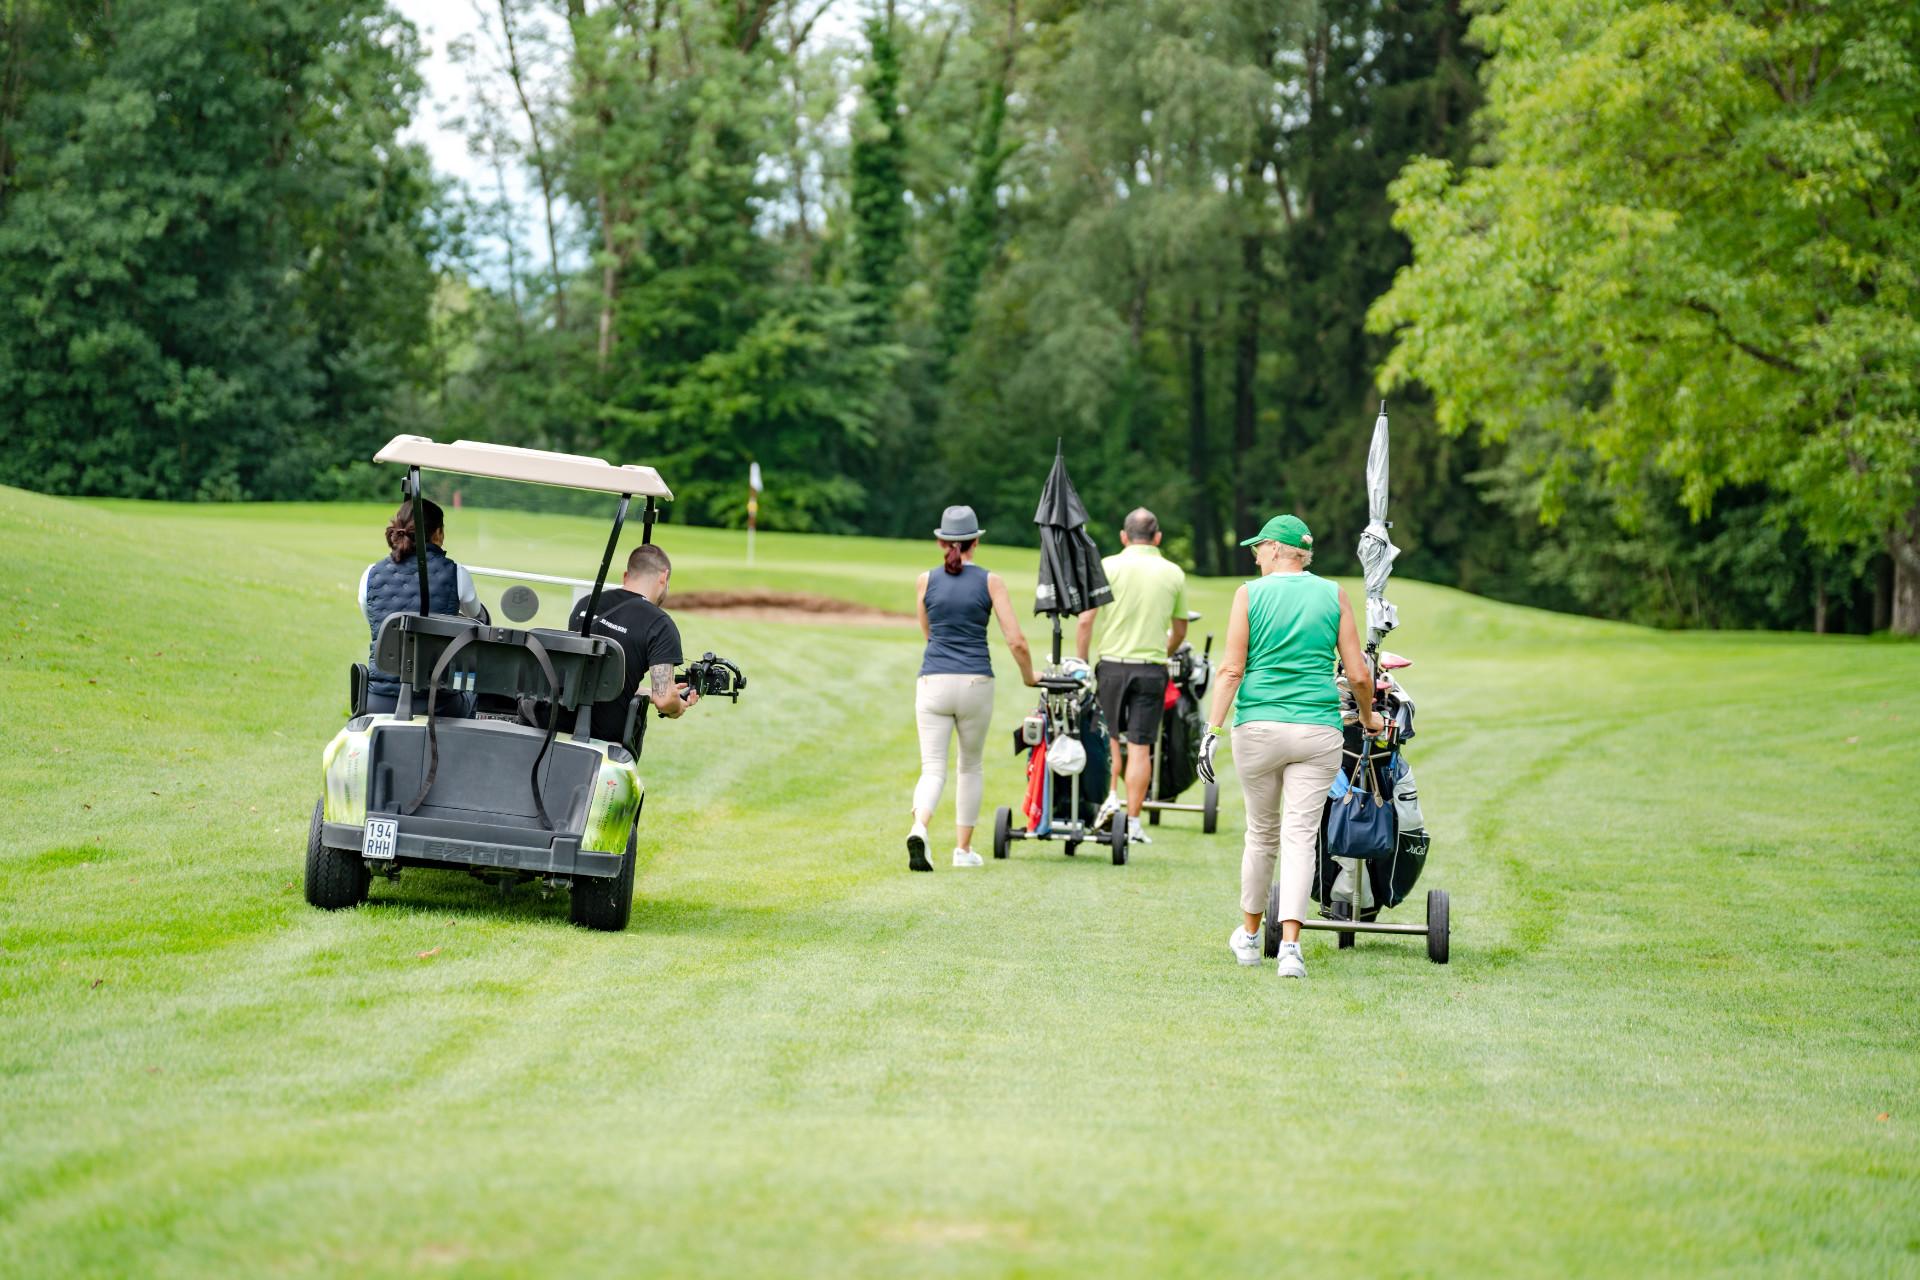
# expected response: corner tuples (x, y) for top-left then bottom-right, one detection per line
(373, 435), (673, 500)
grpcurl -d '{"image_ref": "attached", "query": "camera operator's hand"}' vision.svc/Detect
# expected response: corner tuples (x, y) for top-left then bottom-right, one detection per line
(677, 682), (701, 710)
(650, 663), (695, 718)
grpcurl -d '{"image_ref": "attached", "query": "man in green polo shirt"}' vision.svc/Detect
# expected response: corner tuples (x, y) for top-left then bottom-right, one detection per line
(1076, 508), (1188, 842)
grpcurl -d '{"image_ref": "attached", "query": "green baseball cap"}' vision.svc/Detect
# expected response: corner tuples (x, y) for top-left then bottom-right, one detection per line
(1239, 514), (1313, 549)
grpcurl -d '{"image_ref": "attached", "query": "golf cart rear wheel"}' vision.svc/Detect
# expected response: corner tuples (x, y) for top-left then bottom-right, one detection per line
(305, 798), (370, 910)
(1426, 889), (1450, 964)
(1110, 807), (1128, 865)
(1147, 808), (1160, 826)
(1264, 883), (1282, 958)
(570, 825), (637, 932)
(993, 807), (1011, 860)
(1202, 780), (1219, 834)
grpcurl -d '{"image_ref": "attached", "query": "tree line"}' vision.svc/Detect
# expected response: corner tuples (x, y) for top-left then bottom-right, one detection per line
(1, 0), (1913, 633)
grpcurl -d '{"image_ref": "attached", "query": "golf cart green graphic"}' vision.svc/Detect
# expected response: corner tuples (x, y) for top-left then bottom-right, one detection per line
(307, 435), (740, 931)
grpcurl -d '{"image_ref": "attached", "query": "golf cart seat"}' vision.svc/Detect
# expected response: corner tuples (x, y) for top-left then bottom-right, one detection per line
(373, 612), (626, 722)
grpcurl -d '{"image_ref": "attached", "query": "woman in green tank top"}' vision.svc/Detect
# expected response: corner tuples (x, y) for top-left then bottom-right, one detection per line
(1199, 514), (1383, 979)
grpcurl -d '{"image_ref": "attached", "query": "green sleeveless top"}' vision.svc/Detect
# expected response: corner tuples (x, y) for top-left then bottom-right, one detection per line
(1234, 571), (1343, 729)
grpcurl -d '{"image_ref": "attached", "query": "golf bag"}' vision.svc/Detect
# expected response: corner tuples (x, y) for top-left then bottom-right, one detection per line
(1312, 705), (1431, 914)
(1014, 682), (1111, 826)
(1150, 642), (1209, 802)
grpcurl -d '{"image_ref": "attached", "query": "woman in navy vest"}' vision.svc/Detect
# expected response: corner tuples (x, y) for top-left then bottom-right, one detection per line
(907, 506), (1037, 872)
(358, 497), (483, 715)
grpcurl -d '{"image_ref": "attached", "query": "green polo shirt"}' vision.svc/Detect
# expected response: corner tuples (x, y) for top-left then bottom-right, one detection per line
(1095, 543), (1188, 663)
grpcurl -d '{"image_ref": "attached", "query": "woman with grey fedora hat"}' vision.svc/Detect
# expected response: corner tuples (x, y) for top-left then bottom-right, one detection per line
(907, 505), (1037, 871)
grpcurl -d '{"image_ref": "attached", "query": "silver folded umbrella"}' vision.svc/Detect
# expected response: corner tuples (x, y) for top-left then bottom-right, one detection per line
(1357, 401), (1399, 650)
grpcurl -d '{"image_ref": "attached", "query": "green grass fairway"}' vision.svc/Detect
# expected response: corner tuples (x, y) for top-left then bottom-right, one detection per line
(3, 488), (1917, 1277)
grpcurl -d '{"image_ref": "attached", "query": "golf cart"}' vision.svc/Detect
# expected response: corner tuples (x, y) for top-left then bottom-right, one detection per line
(306, 436), (745, 931)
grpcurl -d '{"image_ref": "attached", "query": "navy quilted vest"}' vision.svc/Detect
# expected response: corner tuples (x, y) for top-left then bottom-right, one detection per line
(364, 545), (462, 695)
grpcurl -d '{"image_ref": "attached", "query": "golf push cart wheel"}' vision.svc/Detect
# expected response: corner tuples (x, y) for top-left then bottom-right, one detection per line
(1147, 808), (1160, 826)
(993, 807), (1012, 860)
(1263, 883), (1282, 958)
(1110, 806), (1129, 866)
(305, 798), (370, 911)
(1426, 889), (1450, 964)
(1202, 780), (1220, 834)
(570, 824), (638, 932)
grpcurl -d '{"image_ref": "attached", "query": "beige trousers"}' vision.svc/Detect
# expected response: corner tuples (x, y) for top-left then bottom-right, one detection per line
(913, 674), (996, 827)
(1233, 721), (1344, 922)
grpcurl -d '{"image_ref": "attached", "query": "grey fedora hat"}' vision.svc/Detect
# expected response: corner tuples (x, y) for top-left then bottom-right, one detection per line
(934, 505), (984, 540)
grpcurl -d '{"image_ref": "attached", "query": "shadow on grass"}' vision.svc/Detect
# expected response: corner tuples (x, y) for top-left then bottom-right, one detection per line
(359, 875), (863, 945)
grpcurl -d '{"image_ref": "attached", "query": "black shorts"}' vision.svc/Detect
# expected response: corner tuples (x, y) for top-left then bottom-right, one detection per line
(1096, 660), (1169, 746)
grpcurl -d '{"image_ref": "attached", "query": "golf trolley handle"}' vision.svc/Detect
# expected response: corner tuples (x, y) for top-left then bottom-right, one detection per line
(1037, 676), (1084, 693)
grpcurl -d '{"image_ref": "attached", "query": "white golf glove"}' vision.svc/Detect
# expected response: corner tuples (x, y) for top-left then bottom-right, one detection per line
(1198, 727), (1221, 784)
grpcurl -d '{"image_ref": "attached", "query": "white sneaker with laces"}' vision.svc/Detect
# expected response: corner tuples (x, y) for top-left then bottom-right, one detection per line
(1127, 815), (1152, 845)
(1276, 941), (1307, 979)
(1228, 926), (1262, 966)
(952, 847), (984, 868)
(907, 822), (931, 873)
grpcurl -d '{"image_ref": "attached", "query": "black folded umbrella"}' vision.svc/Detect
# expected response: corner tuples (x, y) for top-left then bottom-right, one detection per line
(1032, 444), (1112, 663)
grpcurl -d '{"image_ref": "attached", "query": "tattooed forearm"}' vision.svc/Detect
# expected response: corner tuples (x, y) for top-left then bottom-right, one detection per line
(649, 663), (683, 716)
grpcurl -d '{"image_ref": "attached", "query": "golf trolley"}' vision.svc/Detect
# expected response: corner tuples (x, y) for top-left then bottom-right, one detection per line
(308, 435), (746, 931)
(991, 600), (1130, 863)
(1263, 654), (1450, 964)
(1140, 616), (1220, 833)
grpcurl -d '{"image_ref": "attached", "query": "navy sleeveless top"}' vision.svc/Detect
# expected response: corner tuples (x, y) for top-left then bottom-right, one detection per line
(920, 563), (994, 677)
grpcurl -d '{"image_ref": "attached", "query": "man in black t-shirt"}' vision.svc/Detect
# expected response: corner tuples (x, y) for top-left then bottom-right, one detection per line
(567, 543), (699, 745)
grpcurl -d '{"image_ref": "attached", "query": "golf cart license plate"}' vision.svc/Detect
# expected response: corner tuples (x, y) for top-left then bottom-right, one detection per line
(363, 818), (398, 861)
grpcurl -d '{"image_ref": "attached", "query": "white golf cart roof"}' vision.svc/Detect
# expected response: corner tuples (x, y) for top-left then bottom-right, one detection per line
(374, 435), (673, 499)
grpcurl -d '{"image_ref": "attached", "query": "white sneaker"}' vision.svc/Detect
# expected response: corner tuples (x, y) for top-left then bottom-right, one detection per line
(952, 848), (984, 868)
(1093, 792), (1122, 829)
(1276, 941), (1307, 979)
(907, 823), (931, 873)
(1127, 816), (1152, 845)
(1228, 926), (1262, 966)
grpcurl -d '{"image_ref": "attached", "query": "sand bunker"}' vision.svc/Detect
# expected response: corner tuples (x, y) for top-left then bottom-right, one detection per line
(671, 589), (912, 626)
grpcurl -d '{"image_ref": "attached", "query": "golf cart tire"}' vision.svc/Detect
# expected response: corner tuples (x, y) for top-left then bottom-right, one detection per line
(1427, 889), (1450, 964)
(1263, 883), (1281, 957)
(570, 825), (638, 932)
(1202, 780), (1220, 834)
(1110, 808), (1129, 865)
(305, 798), (370, 911)
(993, 807), (1012, 860)
(1338, 928), (1356, 949)
(1147, 808), (1160, 826)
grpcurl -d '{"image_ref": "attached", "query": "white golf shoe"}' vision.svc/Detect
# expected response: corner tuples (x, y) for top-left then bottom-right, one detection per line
(1127, 816), (1152, 845)
(1228, 926), (1262, 966)
(952, 847), (984, 868)
(1276, 940), (1307, 979)
(907, 823), (931, 873)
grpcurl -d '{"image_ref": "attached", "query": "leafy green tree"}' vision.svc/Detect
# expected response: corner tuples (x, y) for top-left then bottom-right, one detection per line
(850, 12), (909, 318)
(0, 0), (440, 500)
(1371, 0), (1920, 632)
